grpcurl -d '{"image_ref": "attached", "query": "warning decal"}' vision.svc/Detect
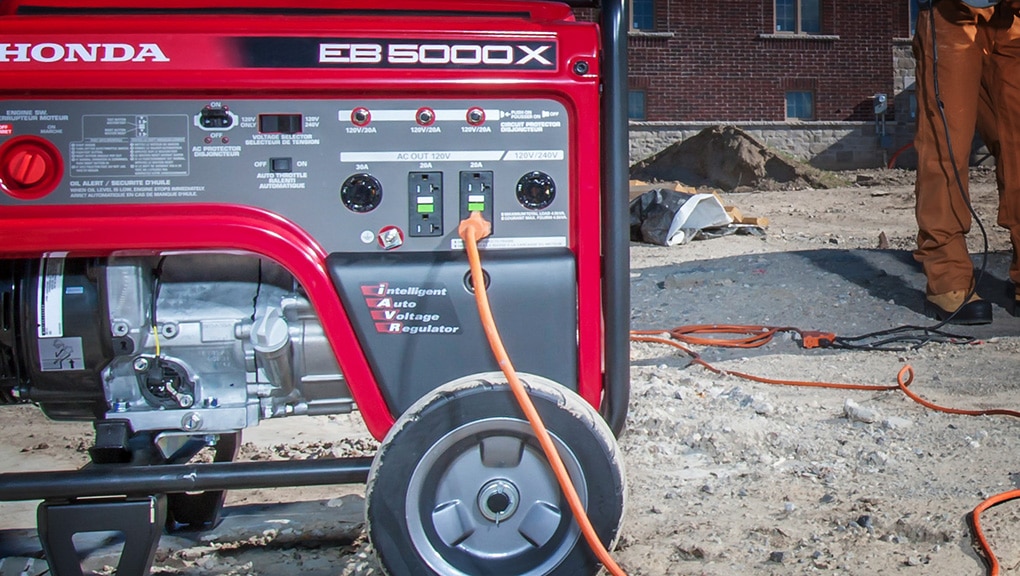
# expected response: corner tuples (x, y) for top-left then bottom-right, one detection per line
(37, 257), (65, 338)
(38, 337), (85, 372)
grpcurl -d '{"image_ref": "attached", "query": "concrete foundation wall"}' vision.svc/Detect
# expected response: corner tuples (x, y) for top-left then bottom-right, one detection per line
(629, 121), (916, 171)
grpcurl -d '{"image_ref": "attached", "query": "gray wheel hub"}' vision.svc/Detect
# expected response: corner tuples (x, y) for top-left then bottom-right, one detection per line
(405, 417), (586, 576)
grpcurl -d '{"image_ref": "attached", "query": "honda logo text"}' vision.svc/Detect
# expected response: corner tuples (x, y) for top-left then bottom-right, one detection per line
(0, 43), (170, 63)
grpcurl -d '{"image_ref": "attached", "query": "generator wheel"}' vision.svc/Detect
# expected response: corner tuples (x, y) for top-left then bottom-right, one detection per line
(366, 373), (625, 576)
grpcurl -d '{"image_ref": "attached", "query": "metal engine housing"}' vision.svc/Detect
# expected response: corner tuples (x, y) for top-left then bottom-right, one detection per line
(0, 254), (351, 435)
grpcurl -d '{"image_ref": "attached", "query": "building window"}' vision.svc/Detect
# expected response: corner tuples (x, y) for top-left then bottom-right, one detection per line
(775, 0), (821, 34)
(910, 0), (920, 36)
(786, 91), (814, 120)
(631, 0), (655, 31)
(628, 90), (647, 120)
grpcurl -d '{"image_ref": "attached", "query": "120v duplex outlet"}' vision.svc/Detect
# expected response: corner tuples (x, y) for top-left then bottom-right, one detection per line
(408, 172), (443, 237)
(459, 171), (494, 232)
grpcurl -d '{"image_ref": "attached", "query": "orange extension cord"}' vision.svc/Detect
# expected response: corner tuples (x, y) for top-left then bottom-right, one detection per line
(458, 212), (627, 576)
(633, 324), (1020, 575)
(972, 489), (1020, 576)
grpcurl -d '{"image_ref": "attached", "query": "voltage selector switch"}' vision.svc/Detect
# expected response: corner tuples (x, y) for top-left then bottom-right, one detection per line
(341, 174), (383, 213)
(515, 171), (556, 210)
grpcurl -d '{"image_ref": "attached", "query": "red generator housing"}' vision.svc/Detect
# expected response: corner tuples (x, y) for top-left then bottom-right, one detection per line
(0, 1), (630, 574)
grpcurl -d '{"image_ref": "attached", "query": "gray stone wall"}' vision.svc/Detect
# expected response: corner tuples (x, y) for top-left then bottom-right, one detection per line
(629, 120), (916, 171)
(892, 39), (917, 126)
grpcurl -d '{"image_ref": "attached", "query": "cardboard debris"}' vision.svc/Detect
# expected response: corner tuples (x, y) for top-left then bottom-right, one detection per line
(629, 188), (767, 246)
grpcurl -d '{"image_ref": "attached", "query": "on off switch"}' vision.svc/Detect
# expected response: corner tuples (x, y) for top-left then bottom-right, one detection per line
(7, 148), (48, 187)
(0, 136), (62, 199)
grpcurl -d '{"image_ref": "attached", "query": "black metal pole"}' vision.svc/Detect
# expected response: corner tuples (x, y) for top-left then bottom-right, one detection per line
(600, 0), (630, 437)
(0, 457), (372, 502)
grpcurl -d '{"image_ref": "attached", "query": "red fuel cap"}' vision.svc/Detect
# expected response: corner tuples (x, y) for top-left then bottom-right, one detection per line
(0, 137), (62, 199)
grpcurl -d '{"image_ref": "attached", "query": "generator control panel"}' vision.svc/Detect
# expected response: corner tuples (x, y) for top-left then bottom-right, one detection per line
(0, 98), (571, 253)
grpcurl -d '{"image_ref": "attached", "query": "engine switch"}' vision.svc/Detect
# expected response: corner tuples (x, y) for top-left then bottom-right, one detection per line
(0, 136), (62, 199)
(6, 148), (47, 186)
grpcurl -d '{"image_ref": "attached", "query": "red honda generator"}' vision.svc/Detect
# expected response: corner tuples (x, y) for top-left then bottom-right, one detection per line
(0, 0), (629, 574)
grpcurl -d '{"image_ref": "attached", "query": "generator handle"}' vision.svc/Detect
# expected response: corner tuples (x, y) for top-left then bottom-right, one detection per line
(599, 0), (630, 437)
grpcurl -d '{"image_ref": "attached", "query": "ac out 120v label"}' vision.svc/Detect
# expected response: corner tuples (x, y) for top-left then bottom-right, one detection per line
(359, 283), (461, 335)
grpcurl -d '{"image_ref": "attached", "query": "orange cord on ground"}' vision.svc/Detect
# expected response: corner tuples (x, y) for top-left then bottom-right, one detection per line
(631, 326), (1020, 413)
(459, 212), (627, 576)
(972, 489), (1020, 576)
(630, 329), (896, 392)
(634, 325), (1020, 576)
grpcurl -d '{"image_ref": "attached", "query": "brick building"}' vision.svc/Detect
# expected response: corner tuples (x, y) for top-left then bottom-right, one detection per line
(618, 0), (922, 169)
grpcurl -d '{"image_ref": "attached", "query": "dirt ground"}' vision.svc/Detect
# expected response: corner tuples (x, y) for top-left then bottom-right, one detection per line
(4, 166), (1020, 575)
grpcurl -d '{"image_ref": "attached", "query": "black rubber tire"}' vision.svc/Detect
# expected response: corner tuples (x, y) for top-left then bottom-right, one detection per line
(366, 373), (625, 576)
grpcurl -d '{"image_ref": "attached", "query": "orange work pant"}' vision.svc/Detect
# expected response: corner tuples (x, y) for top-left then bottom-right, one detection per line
(913, 1), (1020, 295)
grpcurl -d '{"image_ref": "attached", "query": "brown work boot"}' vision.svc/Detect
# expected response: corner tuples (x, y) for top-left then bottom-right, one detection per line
(1008, 282), (1020, 317)
(924, 289), (992, 325)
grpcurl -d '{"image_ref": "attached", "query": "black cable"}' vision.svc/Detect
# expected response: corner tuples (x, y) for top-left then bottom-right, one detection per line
(829, 324), (975, 352)
(251, 258), (263, 323)
(251, 258), (263, 384)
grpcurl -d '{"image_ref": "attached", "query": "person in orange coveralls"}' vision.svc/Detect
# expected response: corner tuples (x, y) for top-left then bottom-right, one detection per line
(913, 0), (1020, 324)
